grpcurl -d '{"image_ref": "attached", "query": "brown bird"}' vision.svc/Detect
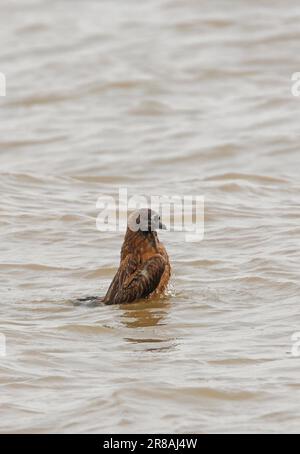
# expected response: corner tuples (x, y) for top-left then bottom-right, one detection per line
(103, 208), (171, 305)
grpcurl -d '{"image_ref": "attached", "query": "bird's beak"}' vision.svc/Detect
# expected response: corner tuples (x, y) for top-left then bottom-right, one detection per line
(159, 221), (167, 230)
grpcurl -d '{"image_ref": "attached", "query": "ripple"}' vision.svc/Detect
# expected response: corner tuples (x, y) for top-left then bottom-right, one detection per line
(204, 173), (289, 185)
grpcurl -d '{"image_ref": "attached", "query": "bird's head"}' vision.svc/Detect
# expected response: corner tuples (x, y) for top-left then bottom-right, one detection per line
(128, 208), (167, 234)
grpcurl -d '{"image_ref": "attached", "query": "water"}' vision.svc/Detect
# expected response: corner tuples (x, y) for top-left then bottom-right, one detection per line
(1, 0), (300, 434)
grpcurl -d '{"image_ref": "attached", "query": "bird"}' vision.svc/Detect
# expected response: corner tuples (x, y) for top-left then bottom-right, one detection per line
(103, 208), (171, 305)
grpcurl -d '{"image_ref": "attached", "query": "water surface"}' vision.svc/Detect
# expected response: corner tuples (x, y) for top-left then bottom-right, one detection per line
(1, 0), (300, 434)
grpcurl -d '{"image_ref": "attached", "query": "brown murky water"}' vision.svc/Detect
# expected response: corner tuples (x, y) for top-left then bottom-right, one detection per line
(1, 0), (300, 434)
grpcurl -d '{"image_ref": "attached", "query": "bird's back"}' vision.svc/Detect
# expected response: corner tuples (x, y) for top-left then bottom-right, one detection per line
(104, 229), (171, 305)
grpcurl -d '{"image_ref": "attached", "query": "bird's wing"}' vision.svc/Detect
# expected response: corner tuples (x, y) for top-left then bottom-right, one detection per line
(103, 254), (138, 304)
(104, 254), (166, 305)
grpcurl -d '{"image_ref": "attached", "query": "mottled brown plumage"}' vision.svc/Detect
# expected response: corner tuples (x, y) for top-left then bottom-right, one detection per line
(103, 209), (171, 305)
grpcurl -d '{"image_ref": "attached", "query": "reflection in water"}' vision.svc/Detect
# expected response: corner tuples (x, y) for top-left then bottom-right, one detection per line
(119, 298), (176, 351)
(120, 298), (170, 329)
